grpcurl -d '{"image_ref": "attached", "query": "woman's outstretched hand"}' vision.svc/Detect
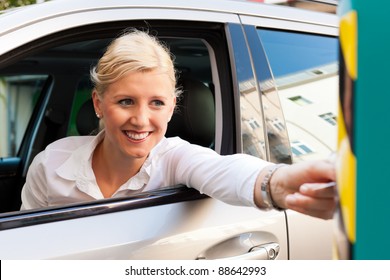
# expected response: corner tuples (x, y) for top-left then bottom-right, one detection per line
(256, 159), (337, 220)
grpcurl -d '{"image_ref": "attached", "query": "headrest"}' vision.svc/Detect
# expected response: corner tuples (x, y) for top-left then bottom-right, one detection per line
(76, 98), (99, 135)
(166, 78), (215, 147)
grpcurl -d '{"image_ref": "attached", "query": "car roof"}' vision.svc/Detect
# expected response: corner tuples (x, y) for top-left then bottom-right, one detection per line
(0, 0), (338, 57)
(0, 0), (337, 36)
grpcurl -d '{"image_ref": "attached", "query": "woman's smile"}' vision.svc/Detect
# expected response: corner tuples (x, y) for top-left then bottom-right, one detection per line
(124, 130), (151, 142)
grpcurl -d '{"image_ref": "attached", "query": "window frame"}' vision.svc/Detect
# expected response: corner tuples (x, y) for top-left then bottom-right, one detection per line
(0, 19), (239, 223)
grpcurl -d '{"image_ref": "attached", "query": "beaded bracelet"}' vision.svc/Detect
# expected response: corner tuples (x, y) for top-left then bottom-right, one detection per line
(260, 163), (287, 211)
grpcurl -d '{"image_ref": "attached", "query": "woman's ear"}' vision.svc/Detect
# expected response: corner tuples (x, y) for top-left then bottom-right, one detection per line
(168, 96), (176, 122)
(92, 90), (102, 118)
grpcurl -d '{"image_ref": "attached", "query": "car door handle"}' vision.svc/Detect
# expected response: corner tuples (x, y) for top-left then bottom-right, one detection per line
(197, 242), (280, 260)
(218, 242), (279, 260)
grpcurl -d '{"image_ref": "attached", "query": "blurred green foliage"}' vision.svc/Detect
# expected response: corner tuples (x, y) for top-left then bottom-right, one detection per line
(0, 0), (40, 10)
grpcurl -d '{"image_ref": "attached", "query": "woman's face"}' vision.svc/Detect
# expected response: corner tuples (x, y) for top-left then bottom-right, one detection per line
(93, 69), (176, 161)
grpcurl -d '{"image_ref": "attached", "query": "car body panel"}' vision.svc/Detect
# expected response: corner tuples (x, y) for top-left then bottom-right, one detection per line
(0, 188), (288, 260)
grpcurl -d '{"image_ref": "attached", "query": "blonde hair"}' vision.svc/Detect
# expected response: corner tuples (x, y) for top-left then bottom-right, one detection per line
(90, 29), (181, 98)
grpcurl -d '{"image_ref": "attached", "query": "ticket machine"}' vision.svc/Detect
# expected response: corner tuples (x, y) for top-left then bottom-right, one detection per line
(336, 0), (390, 259)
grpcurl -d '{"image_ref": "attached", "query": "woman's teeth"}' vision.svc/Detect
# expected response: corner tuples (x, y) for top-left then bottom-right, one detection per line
(126, 131), (149, 140)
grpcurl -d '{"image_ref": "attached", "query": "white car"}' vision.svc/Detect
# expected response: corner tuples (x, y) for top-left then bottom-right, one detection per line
(0, 0), (338, 259)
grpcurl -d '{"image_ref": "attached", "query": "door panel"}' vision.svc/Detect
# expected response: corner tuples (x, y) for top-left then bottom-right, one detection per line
(0, 157), (22, 212)
(240, 15), (338, 260)
(0, 197), (288, 259)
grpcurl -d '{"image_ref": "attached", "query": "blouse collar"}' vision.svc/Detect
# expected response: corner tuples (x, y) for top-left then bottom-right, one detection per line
(55, 130), (166, 198)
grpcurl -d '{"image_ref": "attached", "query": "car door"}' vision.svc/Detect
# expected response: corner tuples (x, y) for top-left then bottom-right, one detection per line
(239, 10), (339, 259)
(0, 2), (291, 260)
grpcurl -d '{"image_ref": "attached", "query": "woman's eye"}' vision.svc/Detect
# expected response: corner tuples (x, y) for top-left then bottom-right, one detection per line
(119, 99), (133, 106)
(152, 100), (165, 107)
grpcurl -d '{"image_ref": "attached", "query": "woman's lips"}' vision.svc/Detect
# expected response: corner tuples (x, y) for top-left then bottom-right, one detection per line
(125, 131), (150, 141)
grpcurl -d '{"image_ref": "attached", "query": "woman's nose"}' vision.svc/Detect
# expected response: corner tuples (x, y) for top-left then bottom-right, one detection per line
(129, 105), (149, 127)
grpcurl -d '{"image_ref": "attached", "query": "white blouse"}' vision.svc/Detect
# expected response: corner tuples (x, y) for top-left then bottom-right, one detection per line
(21, 130), (270, 210)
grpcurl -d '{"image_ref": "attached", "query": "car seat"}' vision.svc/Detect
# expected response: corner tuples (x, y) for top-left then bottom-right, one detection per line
(76, 98), (100, 136)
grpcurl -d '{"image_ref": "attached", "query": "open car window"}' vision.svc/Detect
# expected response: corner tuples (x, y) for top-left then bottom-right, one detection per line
(0, 21), (233, 215)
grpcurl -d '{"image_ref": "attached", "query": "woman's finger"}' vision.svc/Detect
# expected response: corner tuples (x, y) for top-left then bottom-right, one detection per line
(285, 192), (336, 219)
(299, 182), (336, 198)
